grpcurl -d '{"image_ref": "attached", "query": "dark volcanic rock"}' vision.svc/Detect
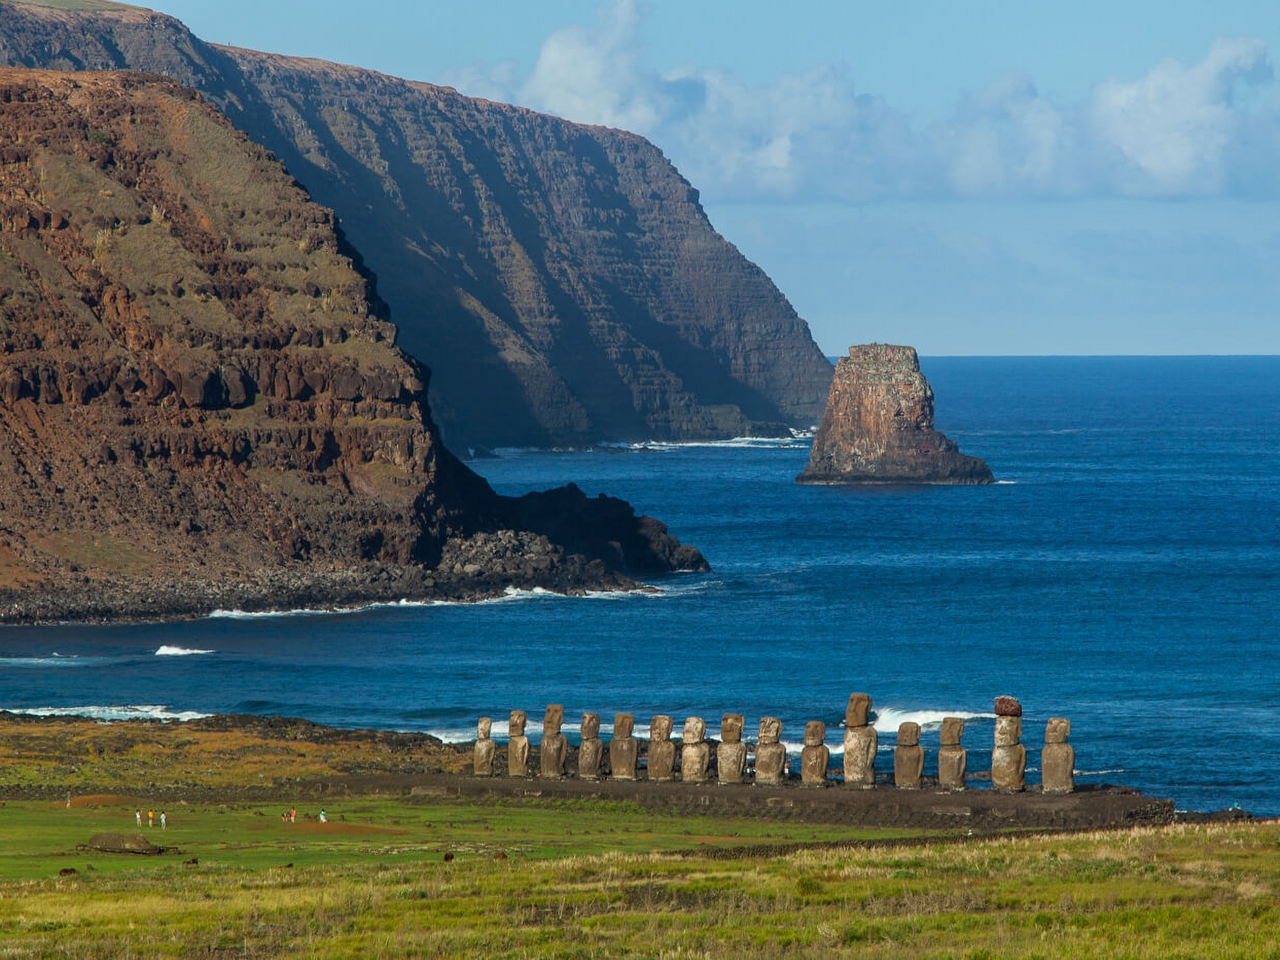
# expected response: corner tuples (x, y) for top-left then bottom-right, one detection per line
(0, 1), (835, 449)
(798, 344), (993, 485)
(0, 68), (704, 623)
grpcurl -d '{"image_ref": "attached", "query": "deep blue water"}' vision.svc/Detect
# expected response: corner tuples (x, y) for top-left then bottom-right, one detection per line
(1, 357), (1277, 814)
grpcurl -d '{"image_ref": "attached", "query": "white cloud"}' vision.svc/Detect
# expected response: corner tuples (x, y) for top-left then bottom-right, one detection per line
(448, 2), (1280, 202)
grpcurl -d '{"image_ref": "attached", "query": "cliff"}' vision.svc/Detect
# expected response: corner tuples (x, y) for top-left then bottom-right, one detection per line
(797, 344), (993, 484)
(0, 0), (834, 449)
(0, 68), (704, 622)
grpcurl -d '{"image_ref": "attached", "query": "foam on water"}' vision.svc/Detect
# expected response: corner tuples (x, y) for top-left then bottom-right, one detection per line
(870, 707), (996, 734)
(5, 704), (210, 722)
(155, 645), (214, 656)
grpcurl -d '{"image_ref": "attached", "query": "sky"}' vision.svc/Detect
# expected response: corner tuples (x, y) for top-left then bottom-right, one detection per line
(139, 0), (1280, 355)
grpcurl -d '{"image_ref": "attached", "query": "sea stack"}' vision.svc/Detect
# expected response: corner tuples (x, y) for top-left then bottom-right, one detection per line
(798, 344), (993, 484)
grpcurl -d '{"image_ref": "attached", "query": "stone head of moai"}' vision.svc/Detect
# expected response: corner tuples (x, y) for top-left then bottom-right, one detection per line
(845, 693), (872, 728)
(721, 713), (744, 743)
(581, 711), (600, 739)
(759, 716), (782, 744)
(940, 717), (965, 746)
(804, 720), (827, 746)
(1045, 717), (1071, 743)
(683, 716), (706, 744)
(477, 717), (492, 740)
(897, 721), (921, 747)
(509, 710), (527, 737)
(651, 714), (673, 741)
(995, 715), (1022, 746)
(614, 713), (634, 738)
(544, 704), (564, 736)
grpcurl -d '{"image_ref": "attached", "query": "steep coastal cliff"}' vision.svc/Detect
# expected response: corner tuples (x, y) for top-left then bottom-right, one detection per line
(798, 344), (993, 484)
(0, 69), (704, 622)
(0, 0), (834, 449)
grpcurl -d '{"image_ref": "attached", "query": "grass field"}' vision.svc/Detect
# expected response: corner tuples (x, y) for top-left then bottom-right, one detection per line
(1, 794), (1276, 958)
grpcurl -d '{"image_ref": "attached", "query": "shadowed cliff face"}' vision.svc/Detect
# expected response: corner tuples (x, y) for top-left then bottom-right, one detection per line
(0, 1), (834, 449)
(798, 344), (993, 484)
(0, 68), (705, 615)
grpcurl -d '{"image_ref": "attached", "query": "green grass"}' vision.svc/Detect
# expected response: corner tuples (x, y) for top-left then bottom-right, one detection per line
(4, 0), (130, 11)
(1, 798), (1278, 957)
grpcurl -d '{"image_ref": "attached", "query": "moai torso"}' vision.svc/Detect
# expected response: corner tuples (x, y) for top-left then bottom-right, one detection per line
(991, 715), (1026, 792)
(843, 692), (877, 788)
(894, 721), (924, 789)
(937, 716), (967, 790)
(647, 714), (676, 781)
(507, 710), (530, 777)
(1040, 717), (1075, 793)
(474, 717), (496, 777)
(540, 704), (568, 779)
(754, 716), (787, 785)
(681, 716), (710, 782)
(801, 721), (830, 785)
(578, 712), (603, 779)
(609, 713), (638, 780)
(717, 713), (747, 784)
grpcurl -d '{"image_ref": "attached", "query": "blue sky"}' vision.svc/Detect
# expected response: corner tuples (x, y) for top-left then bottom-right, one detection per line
(143, 0), (1280, 355)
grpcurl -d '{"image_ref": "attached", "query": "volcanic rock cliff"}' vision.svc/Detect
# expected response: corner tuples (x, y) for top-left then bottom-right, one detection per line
(0, 68), (705, 622)
(0, 0), (834, 449)
(797, 344), (993, 484)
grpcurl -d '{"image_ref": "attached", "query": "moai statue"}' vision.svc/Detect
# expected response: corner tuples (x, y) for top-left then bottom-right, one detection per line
(937, 717), (967, 790)
(647, 714), (676, 781)
(717, 713), (748, 784)
(578, 712), (604, 780)
(754, 716), (787, 785)
(507, 710), (530, 777)
(1041, 717), (1075, 794)
(801, 721), (830, 786)
(540, 704), (568, 779)
(894, 721), (924, 789)
(991, 716), (1026, 792)
(681, 716), (710, 782)
(474, 717), (496, 777)
(609, 713), (639, 780)
(842, 692), (877, 788)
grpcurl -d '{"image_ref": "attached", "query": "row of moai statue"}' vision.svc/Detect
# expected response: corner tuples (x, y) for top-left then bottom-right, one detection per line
(473, 694), (1075, 793)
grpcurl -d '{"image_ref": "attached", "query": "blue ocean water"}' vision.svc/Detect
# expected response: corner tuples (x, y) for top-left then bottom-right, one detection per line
(1, 357), (1277, 815)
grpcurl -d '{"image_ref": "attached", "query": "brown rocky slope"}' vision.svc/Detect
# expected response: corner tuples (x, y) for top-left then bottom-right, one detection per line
(0, 0), (835, 450)
(0, 68), (705, 622)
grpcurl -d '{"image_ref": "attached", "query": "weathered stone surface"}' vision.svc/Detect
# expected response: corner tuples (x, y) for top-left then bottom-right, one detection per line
(507, 710), (530, 777)
(894, 722), (924, 789)
(1041, 718), (1075, 794)
(995, 696), (1023, 717)
(799, 344), (993, 485)
(992, 716), (1026, 792)
(717, 714), (747, 784)
(0, 4), (836, 451)
(801, 721), (830, 786)
(473, 717), (495, 777)
(540, 704), (568, 779)
(843, 693), (877, 788)
(608, 713), (638, 780)
(754, 717), (787, 785)
(647, 714), (676, 781)
(0, 68), (710, 624)
(578, 712), (603, 780)
(680, 716), (710, 783)
(938, 717), (967, 791)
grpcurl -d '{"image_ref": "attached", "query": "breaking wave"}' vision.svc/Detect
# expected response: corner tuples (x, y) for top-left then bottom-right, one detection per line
(155, 646), (214, 656)
(4, 704), (210, 722)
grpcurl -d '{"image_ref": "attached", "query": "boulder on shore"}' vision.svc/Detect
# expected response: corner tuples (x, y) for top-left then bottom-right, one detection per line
(798, 344), (993, 485)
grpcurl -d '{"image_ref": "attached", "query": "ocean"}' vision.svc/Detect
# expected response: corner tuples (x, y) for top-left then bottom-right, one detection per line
(1, 357), (1277, 815)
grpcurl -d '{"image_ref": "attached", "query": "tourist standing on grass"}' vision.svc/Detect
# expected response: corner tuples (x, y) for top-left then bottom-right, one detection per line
(135, 809), (142, 827)
(148, 809), (154, 827)
(319, 809), (327, 823)
(160, 811), (166, 829)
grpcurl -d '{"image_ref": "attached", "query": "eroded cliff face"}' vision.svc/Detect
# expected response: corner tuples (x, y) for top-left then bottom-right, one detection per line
(0, 69), (704, 620)
(798, 344), (993, 484)
(0, 1), (834, 449)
